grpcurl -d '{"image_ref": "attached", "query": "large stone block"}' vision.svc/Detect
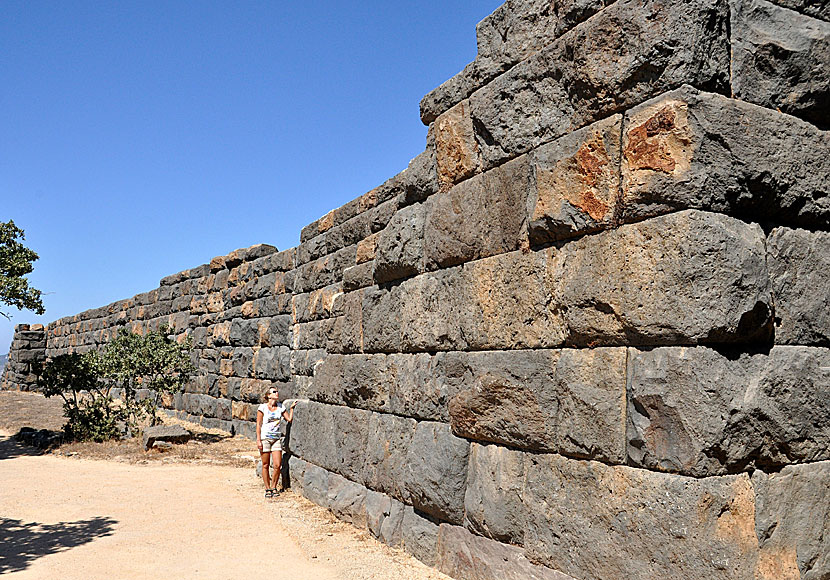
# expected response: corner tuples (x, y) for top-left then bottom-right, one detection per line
(620, 87), (830, 229)
(464, 443), (528, 544)
(288, 400), (370, 484)
(528, 115), (623, 243)
(449, 348), (627, 462)
(310, 354), (390, 412)
(752, 461), (830, 580)
(469, 0), (730, 168)
(402, 421), (470, 524)
(361, 286), (402, 353)
(768, 227), (830, 345)
(387, 352), (467, 422)
(373, 203), (426, 284)
(771, 0), (830, 21)
(325, 471), (368, 529)
(425, 154), (531, 269)
(432, 100), (482, 191)
(363, 412), (417, 502)
(523, 454), (759, 579)
(437, 524), (575, 580)
(731, 0), (829, 128)
(402, 507), (440, 567)
(419, 0), (615, 125)
(552, 210), (772, 346)
(398, 249), (562, 352)
(627, 346), (830, 476)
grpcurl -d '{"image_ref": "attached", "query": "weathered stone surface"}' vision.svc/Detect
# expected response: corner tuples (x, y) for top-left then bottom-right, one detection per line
(470, 0), (730, 168)
(752, 461), (830, 580)
(425, 154), (531, 269)
(432, 100), (481, 191)
(528, 115), (622, 243)
(326, 471), (367, 529)
(449, 348), (627, 462)
(402, 507), (440, 567)
(310, 354), (390, 412)
(402, 422), (469, 524)
(342, 262), (373, 292)
(230, 318), (258, 346)
(553, 210), (772, 346)
(731, 0), (830, 128)
(400, 149), (440, 206)
(523, 454), (759, 579)
(253, 346), (290, 381)
(437, 524), (575, 580)
(288, 401), (370, 484)
(627, 346), (830, 476)
(768, 227), (830, 345)
(621, 87), (830, 229)
(142, 425), (191, 451)
(373, 203), (425, 283)
(420, 0), (614, 124)
(361, 286), (402, 353)
(771, 0), (830, 21)
(399, 249), (562, 352)
(299, 459), (330, 507)
(464, 443), (528, 544)
(387, 352), (466, 422)
(363, 412), (416, 500)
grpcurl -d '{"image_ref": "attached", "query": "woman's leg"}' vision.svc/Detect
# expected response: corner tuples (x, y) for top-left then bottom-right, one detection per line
(271, 450), (283, 491)
(260, 451), (272, 489)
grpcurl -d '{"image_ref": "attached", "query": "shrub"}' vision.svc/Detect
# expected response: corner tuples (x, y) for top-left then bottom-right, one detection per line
(40, 352), (124, 442)
(39, 327), (196, 441)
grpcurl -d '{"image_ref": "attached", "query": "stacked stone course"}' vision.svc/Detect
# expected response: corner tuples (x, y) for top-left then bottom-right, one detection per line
(0, 324), (46, 391)
(3, 0), (829, 578)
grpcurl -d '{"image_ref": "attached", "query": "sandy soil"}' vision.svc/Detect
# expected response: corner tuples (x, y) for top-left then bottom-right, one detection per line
(0, 392), (450, 580)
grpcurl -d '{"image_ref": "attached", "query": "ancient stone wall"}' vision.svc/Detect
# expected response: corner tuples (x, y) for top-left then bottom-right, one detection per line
(3, 0), (828, 578)
(0, 324), (46, 391)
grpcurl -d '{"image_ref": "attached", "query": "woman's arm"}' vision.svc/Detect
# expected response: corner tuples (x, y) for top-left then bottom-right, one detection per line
(256, 409), (264, 451)
(283, 401), (297, 423)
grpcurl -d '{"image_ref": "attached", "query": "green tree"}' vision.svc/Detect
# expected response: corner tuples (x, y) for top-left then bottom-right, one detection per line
(97, 326), (196, 428)
(0, 220), (45, 318)
(40, 352), (125, 442)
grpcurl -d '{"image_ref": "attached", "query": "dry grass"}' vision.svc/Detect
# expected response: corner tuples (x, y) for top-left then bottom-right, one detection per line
(0, 390), (259, 467)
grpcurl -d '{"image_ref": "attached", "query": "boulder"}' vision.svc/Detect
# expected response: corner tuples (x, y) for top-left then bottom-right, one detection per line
(142, 425), (191, 451)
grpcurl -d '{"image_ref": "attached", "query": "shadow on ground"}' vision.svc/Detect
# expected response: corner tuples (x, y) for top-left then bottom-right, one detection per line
(0, 516), (118, 573)
(0, 435), (46, 461)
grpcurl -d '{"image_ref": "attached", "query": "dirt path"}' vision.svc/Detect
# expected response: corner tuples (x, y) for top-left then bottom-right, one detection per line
(0, 395), (450, 580)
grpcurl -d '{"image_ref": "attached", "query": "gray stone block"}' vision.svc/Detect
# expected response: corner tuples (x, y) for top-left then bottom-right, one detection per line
(231, 347), (254, 377)
(402, 421), (470, 524)
(731, 0), (829, 128)
(288, 401), (370, 484)
(528, 115), (623, 243)
(768, 228), (830, 345)
(449, 348), (627, 462)
(419, 0), (613, 125)
(142, 425), (191, 451)
(627, 345), (830, 476)
(522, 454), (759, 579)
(363, 412), (416, 501)
(301, 460), (330, 507)
(402, 506), (440, 567)
(326, 471), (368, 529)
(620, 87), (830, 229)
(553, 210), (772, 346)
(437, 523), (575, 580)
(425, 154), (531, 269)
(373, 203), (426, 283)
(469, 0), (730, 169)
(463, 443), (528, 544)
(751, 461), (830, 579)
(310, 354), (391, 412)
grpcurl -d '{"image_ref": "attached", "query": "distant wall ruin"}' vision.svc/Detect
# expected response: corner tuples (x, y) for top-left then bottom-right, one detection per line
(3, 0), (829, 578)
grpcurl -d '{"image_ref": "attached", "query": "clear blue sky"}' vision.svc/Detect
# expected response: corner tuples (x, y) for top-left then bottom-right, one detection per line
(1, 1), (503, 351)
